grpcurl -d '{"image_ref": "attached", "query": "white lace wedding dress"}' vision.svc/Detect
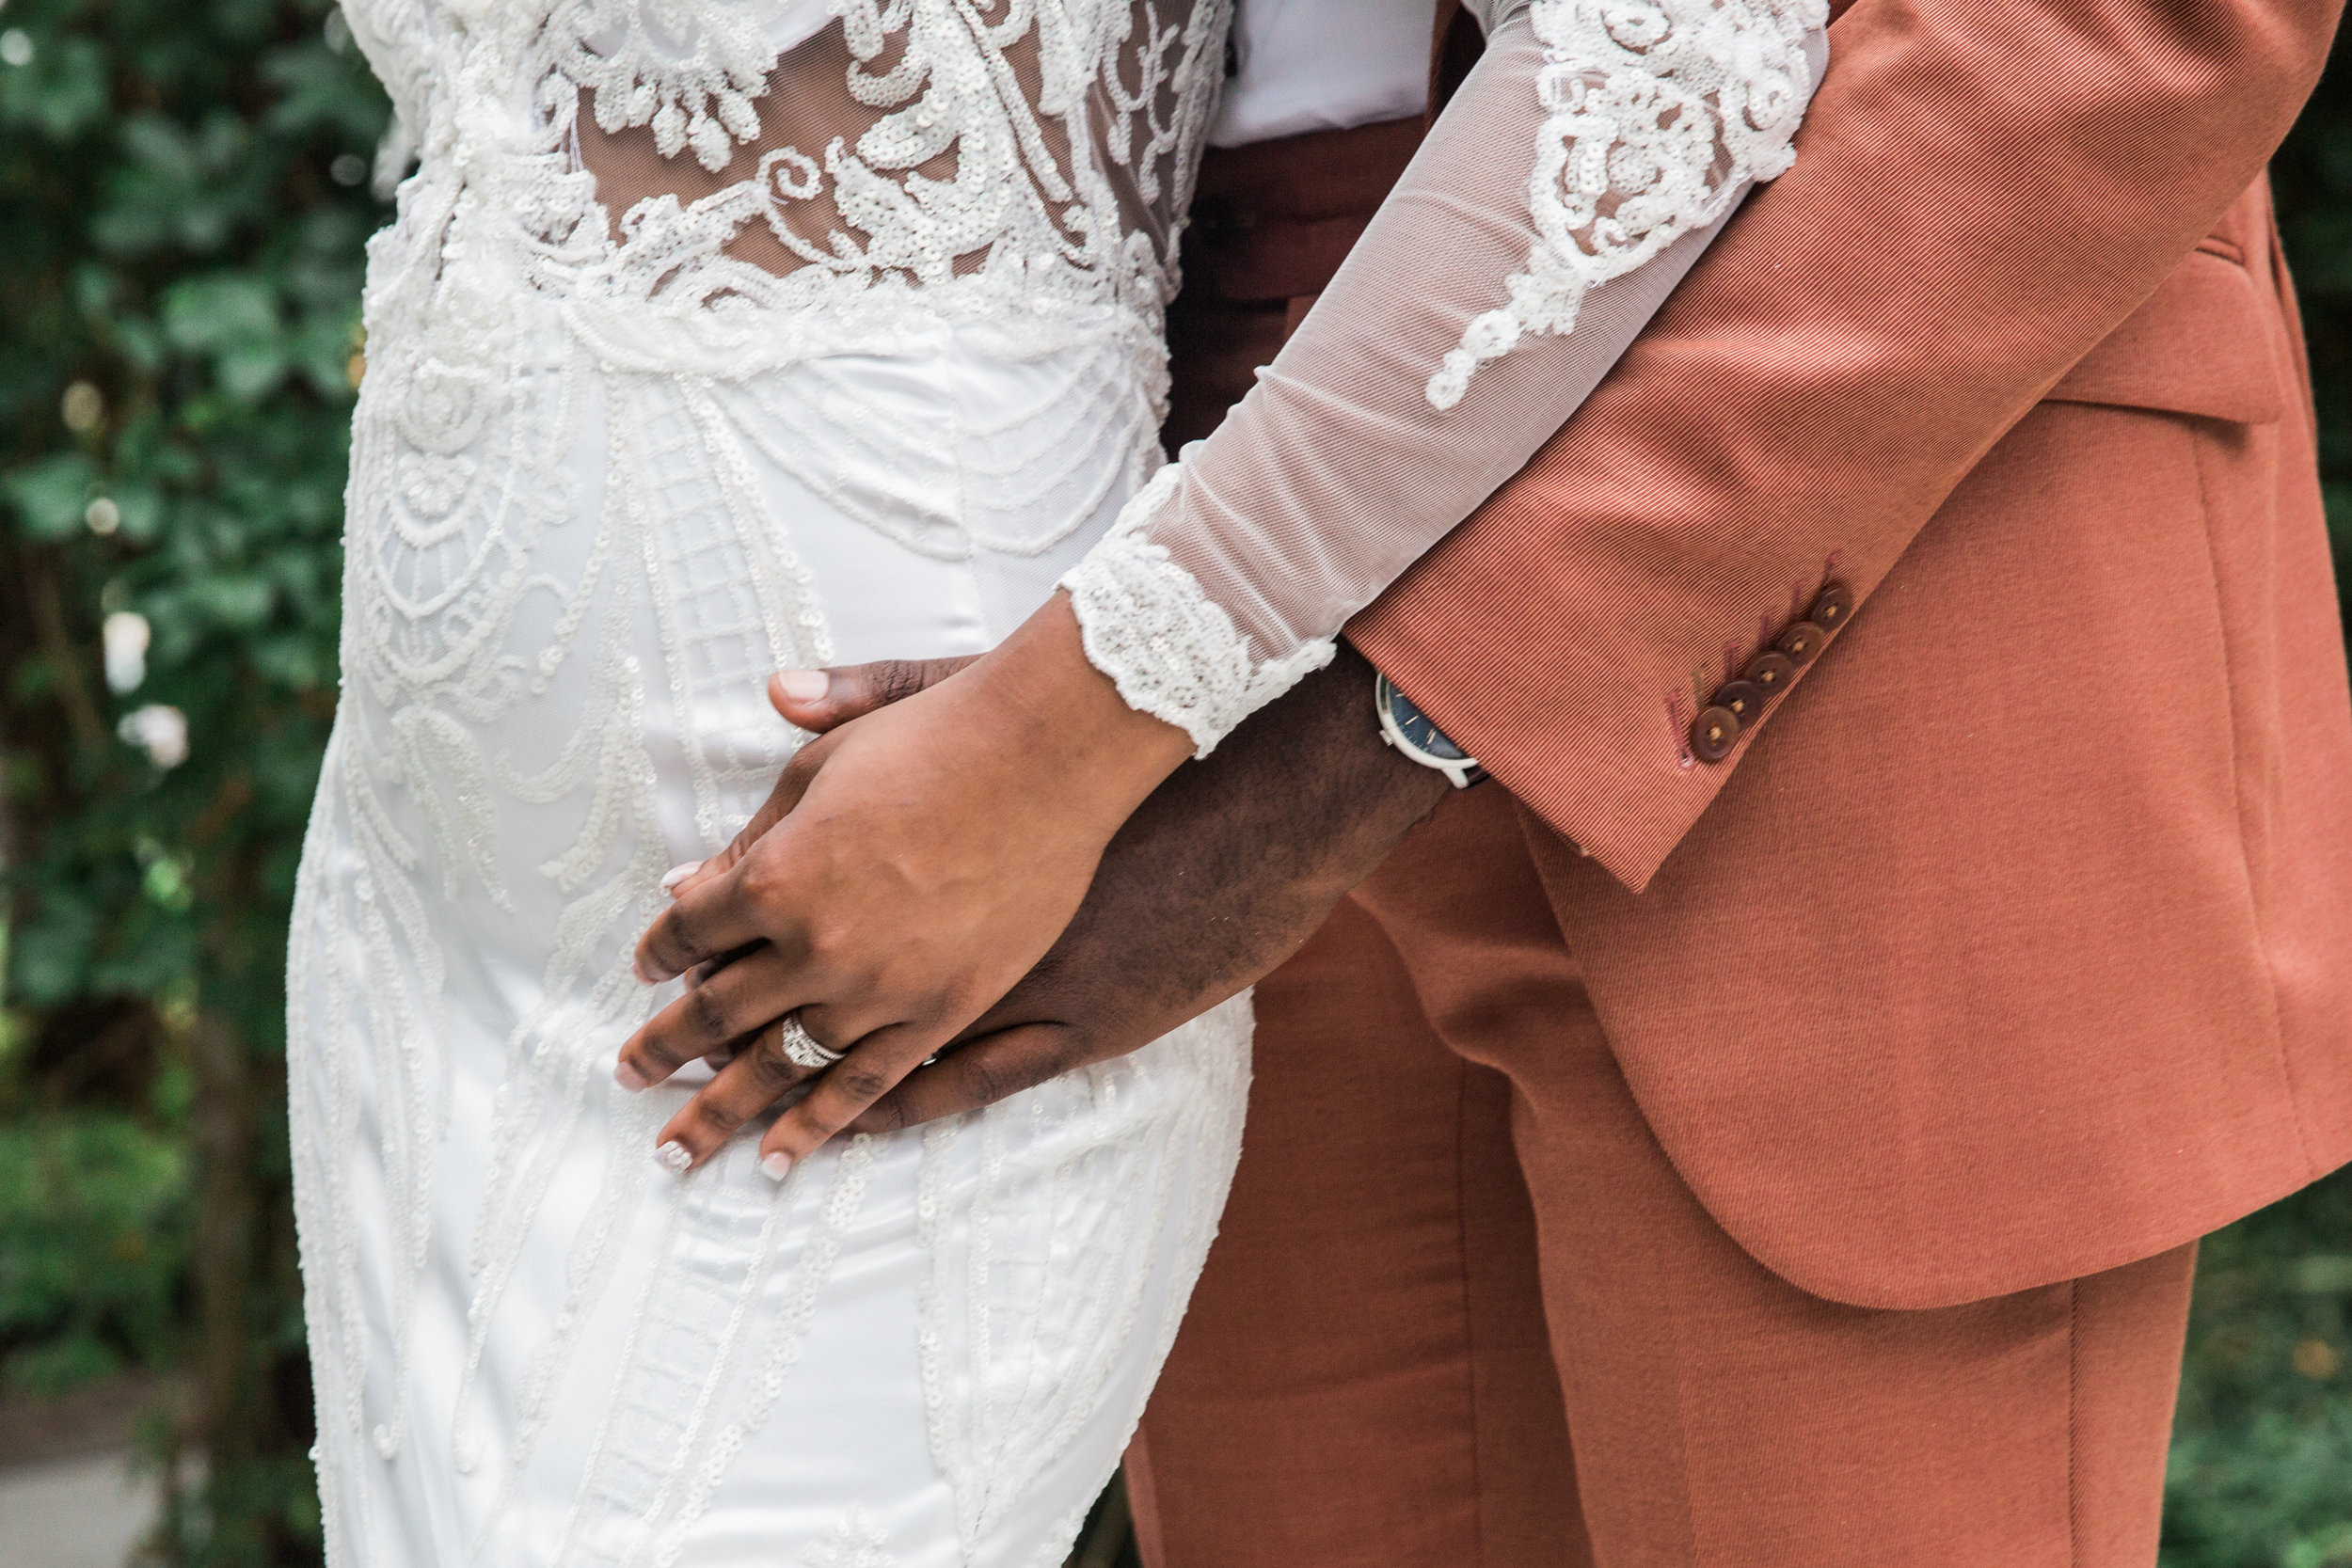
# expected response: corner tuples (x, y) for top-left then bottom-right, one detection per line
(291, 6), (1248, 1566)
(287, 1), (1821, 1564)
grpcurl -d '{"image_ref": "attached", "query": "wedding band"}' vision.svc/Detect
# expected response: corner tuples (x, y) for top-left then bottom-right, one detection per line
(775, 1012), (843, 1070)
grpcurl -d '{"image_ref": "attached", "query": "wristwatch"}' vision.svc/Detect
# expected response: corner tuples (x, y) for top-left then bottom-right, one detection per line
(1375, 671), (1486, 789)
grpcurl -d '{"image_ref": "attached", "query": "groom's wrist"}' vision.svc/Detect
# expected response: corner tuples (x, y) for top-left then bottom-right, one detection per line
(1041, 642), (1450, 1015)
(1232, 641), (1453, 887)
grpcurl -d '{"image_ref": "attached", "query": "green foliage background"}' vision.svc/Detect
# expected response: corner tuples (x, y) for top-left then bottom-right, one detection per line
(0, 4), (2343, 1565)
(0, 1), (377, 1558)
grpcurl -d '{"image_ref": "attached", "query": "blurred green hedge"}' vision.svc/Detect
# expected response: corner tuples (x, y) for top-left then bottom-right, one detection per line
(2164, 25), (2352, 1568)
(0, 1), (375, 1558)
(0, 5), (2345, 1566)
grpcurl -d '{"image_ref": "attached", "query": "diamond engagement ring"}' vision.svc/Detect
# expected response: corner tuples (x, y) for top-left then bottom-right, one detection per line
(776, 1012), (843, 1070)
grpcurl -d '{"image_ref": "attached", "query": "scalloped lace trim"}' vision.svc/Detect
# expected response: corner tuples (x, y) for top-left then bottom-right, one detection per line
(1427, 0), (1825, 409)
(1060, 464), (1336, 756)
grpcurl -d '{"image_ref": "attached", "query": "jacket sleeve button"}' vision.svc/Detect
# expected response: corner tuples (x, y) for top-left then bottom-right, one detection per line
(1691, 705), (1740, 763)
(1712, 679), (1765, 723)
(1775, 620), (1828, 664)
(1810, 580), (1854, 628)
(1742, 650), (1797, 691)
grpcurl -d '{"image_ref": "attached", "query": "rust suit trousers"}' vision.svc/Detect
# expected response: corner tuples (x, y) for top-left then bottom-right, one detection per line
(1125, 785), (2198, 1567)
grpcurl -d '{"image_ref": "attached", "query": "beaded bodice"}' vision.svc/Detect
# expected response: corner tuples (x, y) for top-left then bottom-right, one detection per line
(340, 0), (1228, 378)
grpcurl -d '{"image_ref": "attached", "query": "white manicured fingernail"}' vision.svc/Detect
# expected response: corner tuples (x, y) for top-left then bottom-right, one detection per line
(759, 1152), (793, 1182)
(654, 1141), (692, 1175)
(774, 669), (828, 702)
(660, 861), (703, 893)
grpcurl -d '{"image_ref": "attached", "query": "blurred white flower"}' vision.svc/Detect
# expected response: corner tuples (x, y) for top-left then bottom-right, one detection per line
(103, 610), (151, 693)
(60, 379), (101, 432)
(0, 30), (32, 69)
(119, 704), (188, 769)
(85, 496), (120, 535)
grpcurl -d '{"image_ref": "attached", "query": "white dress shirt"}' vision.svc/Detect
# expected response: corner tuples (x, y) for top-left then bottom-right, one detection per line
(1210, 0), (1436, 146)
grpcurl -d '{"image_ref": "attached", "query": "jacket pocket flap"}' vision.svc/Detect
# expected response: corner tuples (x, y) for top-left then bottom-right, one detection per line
(2042, 247), (2284, 425)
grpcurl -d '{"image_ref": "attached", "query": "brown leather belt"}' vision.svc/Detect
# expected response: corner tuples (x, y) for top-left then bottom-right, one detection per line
(1164, 114), (1426, 448)
(1185, 115), (1428, 304)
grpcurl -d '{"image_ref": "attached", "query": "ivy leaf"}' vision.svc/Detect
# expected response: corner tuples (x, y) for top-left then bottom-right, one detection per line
(0, 34), (112, 142)
(261, 40), (390, 144)
(4, 453), (98, 541)
(164, 273), (292, 402)
(162, 273), (279, 351)
(186, 572), (276, 628)
(5, 895), (98, 1007)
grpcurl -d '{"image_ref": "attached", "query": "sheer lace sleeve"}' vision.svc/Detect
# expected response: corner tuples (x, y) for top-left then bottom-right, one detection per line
(1060, 0), (1827, 753)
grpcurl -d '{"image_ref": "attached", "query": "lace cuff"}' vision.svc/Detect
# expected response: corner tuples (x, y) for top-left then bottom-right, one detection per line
(1060, 466), (1339, 756)
(1428, 0), (1822, 408)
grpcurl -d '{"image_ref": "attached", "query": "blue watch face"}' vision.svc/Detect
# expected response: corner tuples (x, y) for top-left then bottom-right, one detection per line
(1386, 682), (1471, 763)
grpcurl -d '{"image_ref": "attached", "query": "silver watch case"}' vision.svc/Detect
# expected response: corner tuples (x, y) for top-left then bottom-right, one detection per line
(1375, 672), (1486, 789)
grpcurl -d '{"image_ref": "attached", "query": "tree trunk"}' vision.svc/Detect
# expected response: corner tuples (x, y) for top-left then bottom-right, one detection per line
(186, 1009), (256, 1465)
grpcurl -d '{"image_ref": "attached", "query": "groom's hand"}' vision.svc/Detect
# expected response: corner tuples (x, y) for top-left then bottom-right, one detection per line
(779, 642), (1453, 1132)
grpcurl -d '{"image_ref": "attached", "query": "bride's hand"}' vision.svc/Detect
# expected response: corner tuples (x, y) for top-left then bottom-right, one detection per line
(617, 594), (1193, 1178)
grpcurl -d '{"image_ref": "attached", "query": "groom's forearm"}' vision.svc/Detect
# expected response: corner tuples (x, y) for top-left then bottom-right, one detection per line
(987, 640), (1452, 1024)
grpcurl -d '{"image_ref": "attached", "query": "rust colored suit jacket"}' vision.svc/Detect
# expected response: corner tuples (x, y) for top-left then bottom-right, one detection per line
(1346, 0), (2352, 1307)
